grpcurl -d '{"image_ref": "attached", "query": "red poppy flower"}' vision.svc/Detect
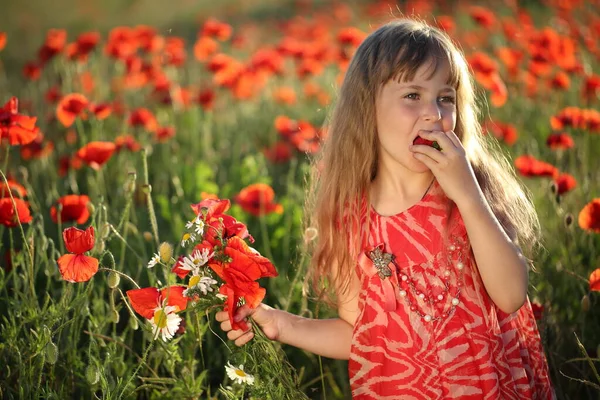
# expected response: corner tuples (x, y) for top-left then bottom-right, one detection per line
(273, 87), (296, 105)
(50, 194), (91, 224)
(197, 88), (215, 110)
(337, 27), (366, 47)
(128, 108), (158, 132)
(65, 31), (101, 62)
(0, 97), (39, 146)
(0, 32), (6, 51)
(590, 269), (600, 292)
(194, 36), (218, 62)
(235, 183), (283, 216)
(578, 198), (600, 233)
(550, 71), (570, 90)
(89, 103), (112, 120)
(582, 73), (600, 100)
(0, 179), (27, 198)
(201, 18), (232, 41)
(546, 132), (574, 150)
(57, 226), (99, 282)
(209, 236), (277, 330)
(127, 286), (188, 319)
(56, 94), (89, 127)
(263, 141), (292, 163)
(76, 141), (116, 170)
(436, 16), (455, 34)
(469, 6), (496, 29)
(38, 29), (67, 64)
(190, 198), (253, 244)
(0, 197), (32, 227)
(155, 126), (175, 142)
(484, 121), (518, 145)
(554, 173), (577, 195)
(514, 155), (559, 178)
(115, 135), (141, 152)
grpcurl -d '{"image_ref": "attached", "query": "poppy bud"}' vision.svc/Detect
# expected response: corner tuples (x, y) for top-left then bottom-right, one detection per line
(109, 309), (120, 324)
(126, 222), (138, 235)
(581, 295), (590, 312)
(141, 184), (152, 195)
(129, 316), (139, 331)
(143, 231), (153, 242)
(86, 202), (96, 215)
(86, 365), (100, 385)
(107, 271), (120, 288)
(159, 242), (173, 263)
(101, 223), (111, 239)
(102, 251), (115, 269)
(564, 213), (574, 228)
(45, 342), (58, 364)
(95, 240), (105, 254)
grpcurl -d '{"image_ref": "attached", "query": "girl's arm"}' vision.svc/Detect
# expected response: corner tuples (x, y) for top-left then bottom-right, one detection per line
(457, 192), (529, 314)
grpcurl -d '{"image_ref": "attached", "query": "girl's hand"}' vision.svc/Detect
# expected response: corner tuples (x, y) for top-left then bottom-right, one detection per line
(215, 303), (280, 347)
(409, 130), (481, 207)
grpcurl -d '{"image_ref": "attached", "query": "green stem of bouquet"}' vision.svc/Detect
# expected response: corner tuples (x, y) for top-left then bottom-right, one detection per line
(0, 168), (35, 298)
(142, 149), (160, 247)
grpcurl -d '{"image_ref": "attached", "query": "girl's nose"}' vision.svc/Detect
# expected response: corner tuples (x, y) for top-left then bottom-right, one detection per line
(421, 103), (442, 122)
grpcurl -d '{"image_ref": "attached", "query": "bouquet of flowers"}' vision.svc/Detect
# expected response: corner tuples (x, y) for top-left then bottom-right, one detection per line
(56, 197), (308, 399)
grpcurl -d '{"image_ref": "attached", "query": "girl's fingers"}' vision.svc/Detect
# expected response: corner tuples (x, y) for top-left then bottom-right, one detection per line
(410, 144), (444, 163)
(444, 130), (462, 147)
(227, 323), (252, 341)
(418, 130), (454, 150)
(215, 310), (228, 322)
(234, 331), (255, 347)
(412, 151), (438, 169)
(220, 320), (232, 332)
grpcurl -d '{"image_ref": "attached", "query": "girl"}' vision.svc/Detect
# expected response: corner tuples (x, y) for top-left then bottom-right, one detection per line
(216, 18), (555, 399)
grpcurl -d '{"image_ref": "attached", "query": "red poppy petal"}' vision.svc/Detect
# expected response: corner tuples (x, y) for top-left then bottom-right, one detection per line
(57, 253), (99, 282)
(590, 268), (600, 292)
(160, 286), (188, 312)
(127, 287), (160, 319)
(63, 226), (95, 253)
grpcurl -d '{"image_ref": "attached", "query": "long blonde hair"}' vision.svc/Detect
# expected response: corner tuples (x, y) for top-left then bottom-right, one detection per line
(303, 18), (540, 309)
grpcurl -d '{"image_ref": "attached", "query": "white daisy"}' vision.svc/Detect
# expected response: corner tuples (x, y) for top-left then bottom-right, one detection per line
(149, 305), (181, 342)
(183, 275), (218, 297)
(185, 214), (205, 236)
(216, 293), (227, 301)
(225, 362), (255, 386)
(147, 253), (161, 268)
(180, 249), (213, 273)
(180, 232), (196, 247)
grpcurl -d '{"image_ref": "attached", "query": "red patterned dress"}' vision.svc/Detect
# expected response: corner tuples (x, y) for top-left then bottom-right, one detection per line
(348, 179), (555, 399)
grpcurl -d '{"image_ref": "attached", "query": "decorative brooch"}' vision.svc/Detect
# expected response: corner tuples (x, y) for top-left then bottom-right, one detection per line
(368, 246), (395, 280)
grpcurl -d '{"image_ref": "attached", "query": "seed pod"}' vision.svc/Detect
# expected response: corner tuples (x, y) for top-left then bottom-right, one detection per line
(581, 295), (590, 312)
(107, 272), (120, 289)
(86, 365), (100, 385)
(45, 342), (58, 365)
(87, 202), (96, 215)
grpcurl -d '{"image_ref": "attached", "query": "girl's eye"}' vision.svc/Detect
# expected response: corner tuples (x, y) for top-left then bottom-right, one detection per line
(439, 96), (456, 104)
(404, 93), (419, 100)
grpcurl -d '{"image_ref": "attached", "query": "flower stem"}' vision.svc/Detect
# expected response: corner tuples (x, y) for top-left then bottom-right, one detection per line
(142, 149), (160, 247)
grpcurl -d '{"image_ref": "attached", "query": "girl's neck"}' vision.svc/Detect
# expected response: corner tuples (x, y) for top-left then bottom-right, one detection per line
(370, 171), (435, 210)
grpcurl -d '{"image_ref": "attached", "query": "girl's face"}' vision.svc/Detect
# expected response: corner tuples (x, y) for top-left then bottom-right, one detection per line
(375, 59), (457, 174)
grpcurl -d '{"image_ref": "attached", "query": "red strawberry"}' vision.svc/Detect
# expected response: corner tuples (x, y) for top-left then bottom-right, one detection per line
(413, 136), (441, 150)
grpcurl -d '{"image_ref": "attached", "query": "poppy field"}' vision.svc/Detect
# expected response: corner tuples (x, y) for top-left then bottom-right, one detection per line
(1, 0), (599, 398)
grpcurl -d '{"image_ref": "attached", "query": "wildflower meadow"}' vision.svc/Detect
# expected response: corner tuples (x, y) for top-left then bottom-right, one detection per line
(0, 0), (599, 398)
